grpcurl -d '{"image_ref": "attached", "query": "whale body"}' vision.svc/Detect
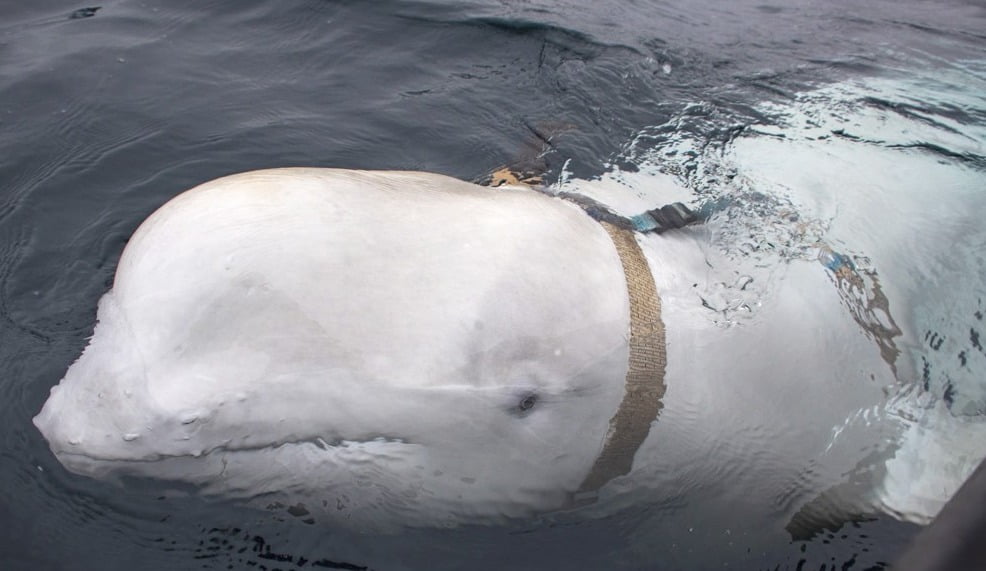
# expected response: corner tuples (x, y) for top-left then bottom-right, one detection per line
(32, 167), (976, 530)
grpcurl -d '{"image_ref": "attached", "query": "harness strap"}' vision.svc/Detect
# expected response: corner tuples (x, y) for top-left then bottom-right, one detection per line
(576, 221), (668, 500)
(483, 175), (673, 499)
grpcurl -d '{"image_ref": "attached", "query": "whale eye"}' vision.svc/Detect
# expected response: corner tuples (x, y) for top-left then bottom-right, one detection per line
(518, 393), (538, 412)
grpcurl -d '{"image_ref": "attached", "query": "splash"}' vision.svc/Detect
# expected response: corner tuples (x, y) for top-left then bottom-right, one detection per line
(555, 62), (986, 519)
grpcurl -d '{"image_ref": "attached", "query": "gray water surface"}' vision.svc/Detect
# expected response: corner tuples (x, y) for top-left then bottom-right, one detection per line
(2, 1), (985, 569)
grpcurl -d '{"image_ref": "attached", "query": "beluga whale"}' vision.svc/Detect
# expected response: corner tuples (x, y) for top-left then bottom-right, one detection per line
(32, 167), (982, 533)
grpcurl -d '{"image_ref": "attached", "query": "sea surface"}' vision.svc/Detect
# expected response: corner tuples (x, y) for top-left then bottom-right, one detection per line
(2, 0), (985, 569)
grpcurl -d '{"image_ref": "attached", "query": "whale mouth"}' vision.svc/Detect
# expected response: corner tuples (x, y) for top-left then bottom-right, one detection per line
(47, 434), (415, 467)
(47, 434), (424, 495)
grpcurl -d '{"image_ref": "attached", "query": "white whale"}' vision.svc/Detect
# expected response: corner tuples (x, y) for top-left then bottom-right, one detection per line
(31, 167), (979, 532)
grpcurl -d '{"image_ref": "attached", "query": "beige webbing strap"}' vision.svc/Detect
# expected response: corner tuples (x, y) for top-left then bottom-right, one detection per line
(576, 221), (668, 499)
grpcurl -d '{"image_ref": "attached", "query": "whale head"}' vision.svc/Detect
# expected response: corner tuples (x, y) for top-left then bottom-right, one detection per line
(34, 169), (634, 527)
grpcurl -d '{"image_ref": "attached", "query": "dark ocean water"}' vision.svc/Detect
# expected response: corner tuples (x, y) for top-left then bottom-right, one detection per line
(2, 0), (985, 569)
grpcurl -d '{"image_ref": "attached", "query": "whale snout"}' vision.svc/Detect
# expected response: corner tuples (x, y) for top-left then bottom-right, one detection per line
(34, 385), (82, 455)
(33, 370), (152, 477)
(34, 295), (168, 474)
(34, 388), (115, 477)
